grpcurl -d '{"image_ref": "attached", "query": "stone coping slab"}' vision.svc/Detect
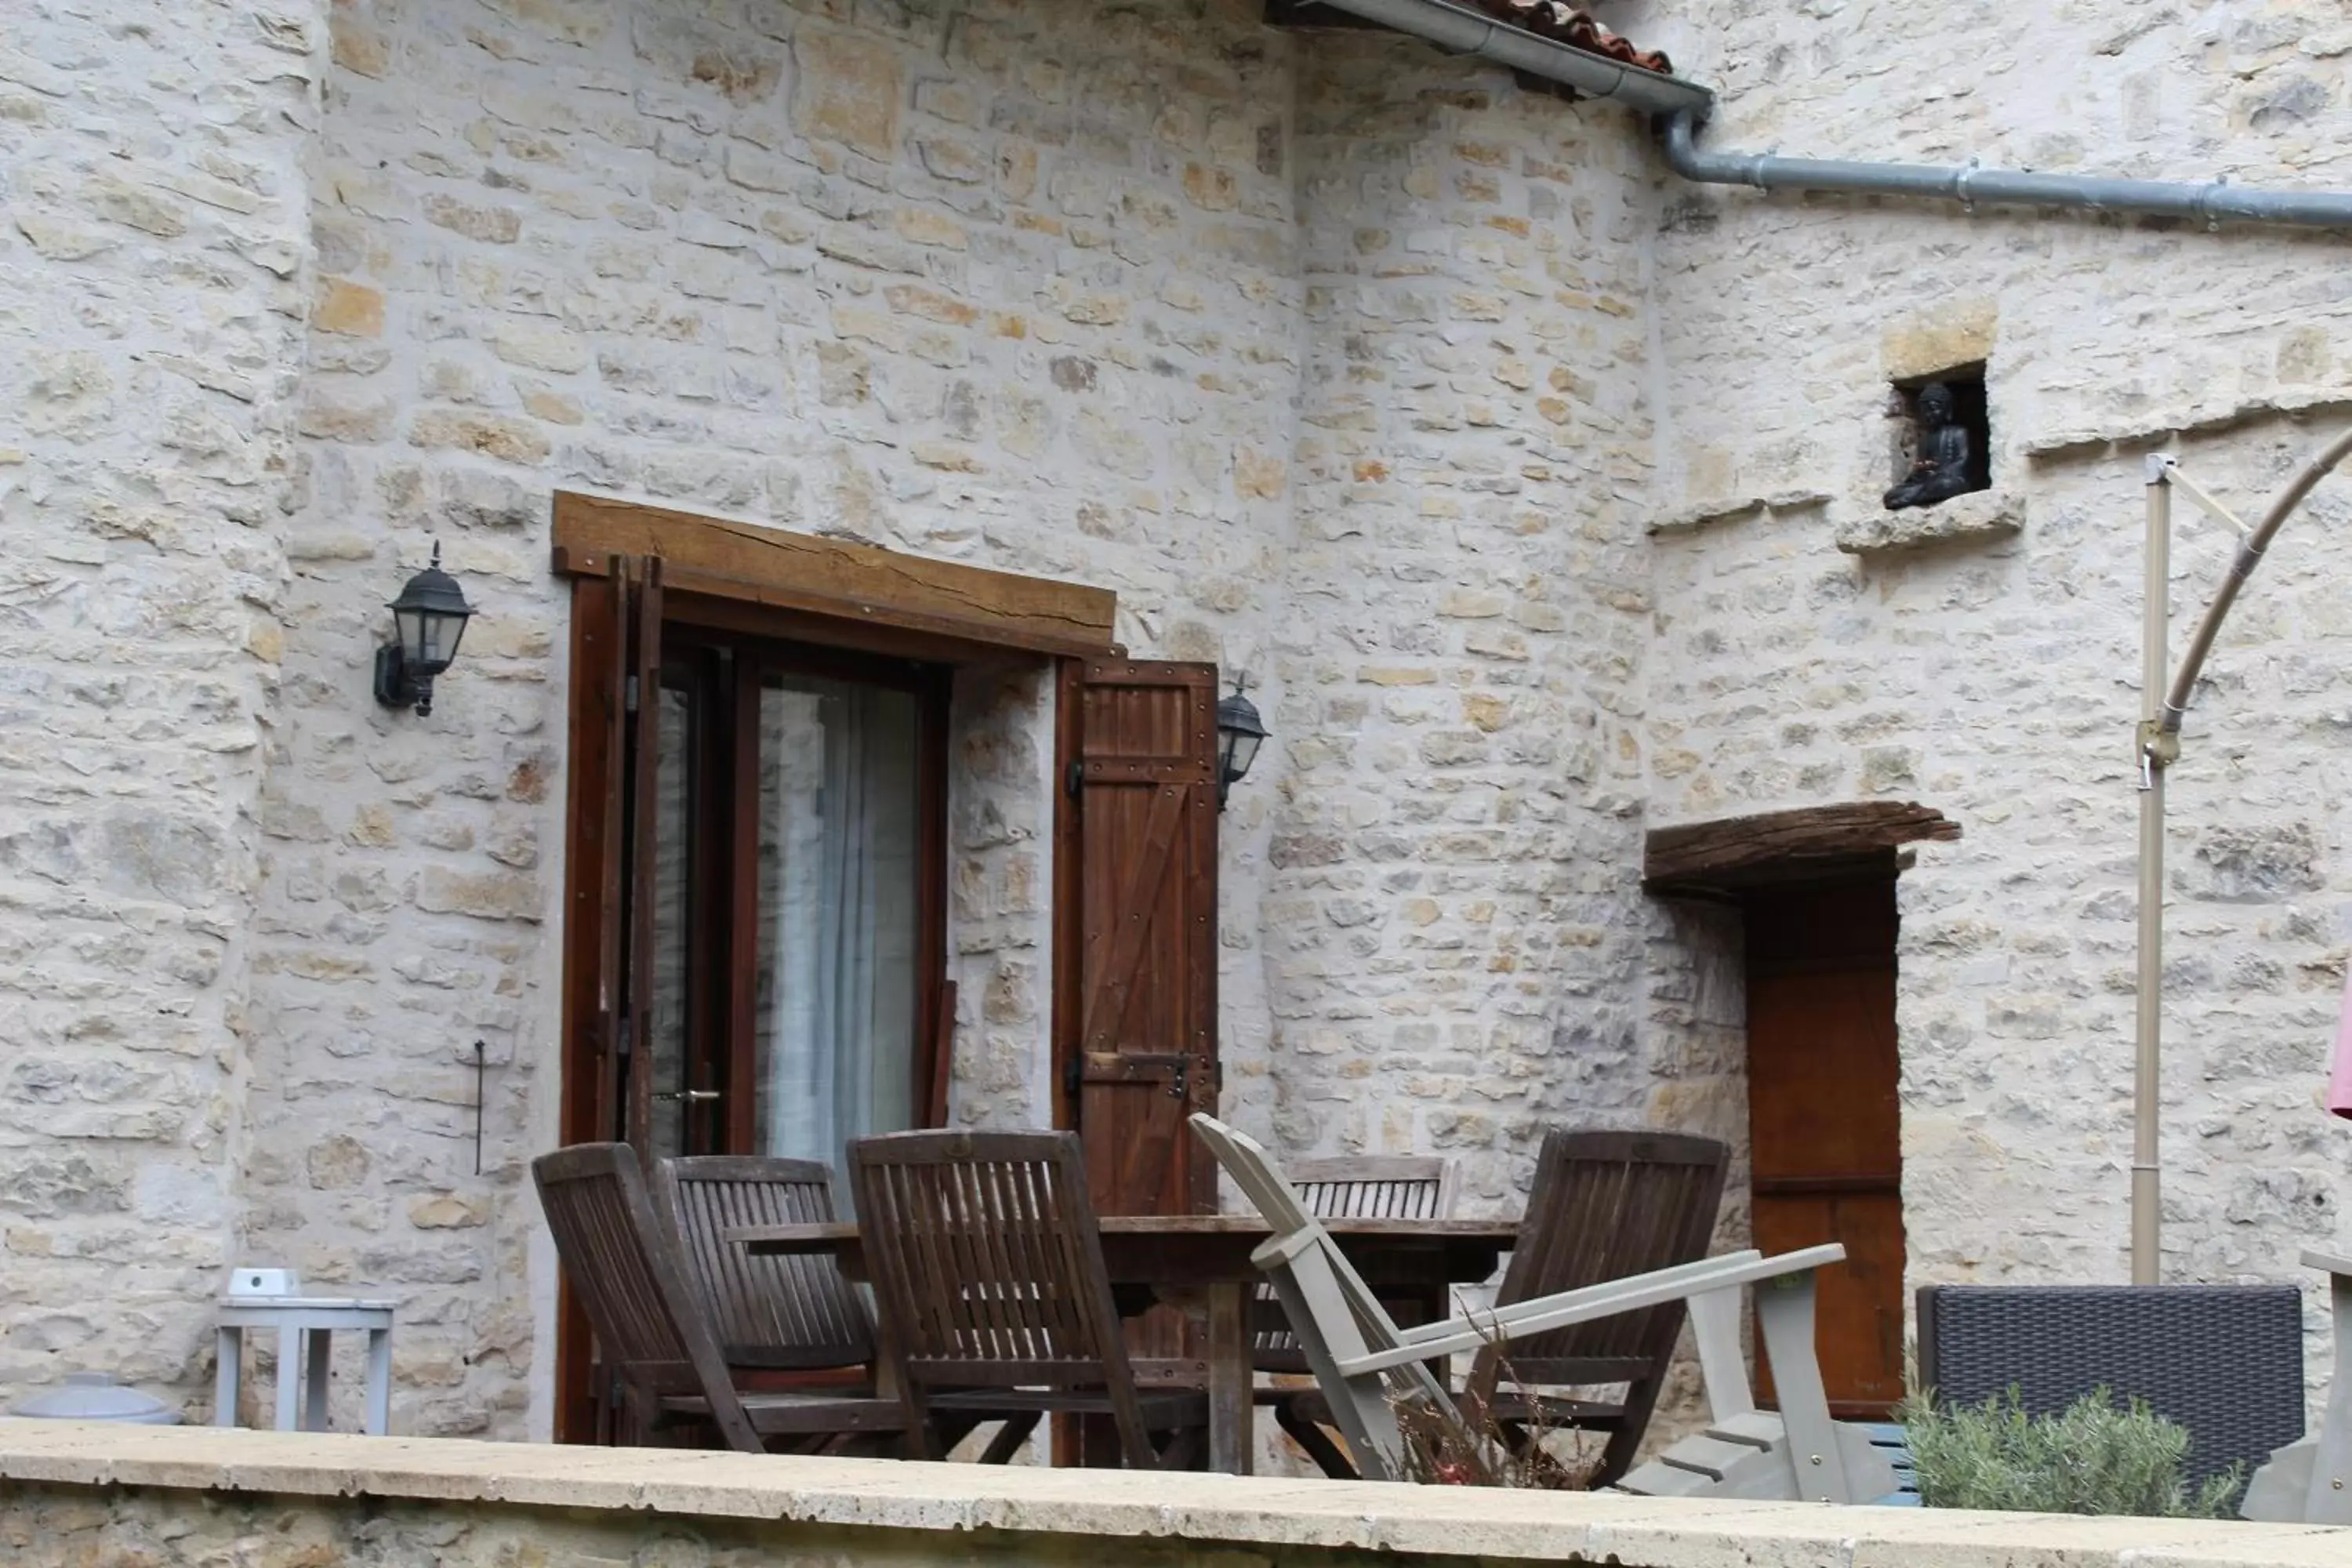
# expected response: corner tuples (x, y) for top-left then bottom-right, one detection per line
(2, 1421), (2350, 1568)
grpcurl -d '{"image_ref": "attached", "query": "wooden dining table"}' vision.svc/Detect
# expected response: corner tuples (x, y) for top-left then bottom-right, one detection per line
(731, 1213), (1519, 1474)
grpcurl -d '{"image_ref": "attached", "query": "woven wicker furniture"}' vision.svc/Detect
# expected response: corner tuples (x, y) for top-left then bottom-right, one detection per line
(1917, 1281), (2305, 1489)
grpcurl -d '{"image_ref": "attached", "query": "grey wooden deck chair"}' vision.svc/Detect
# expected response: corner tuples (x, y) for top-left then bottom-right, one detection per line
(2243, 1250), (2352, 1523)
(655, 1155), (875, 1377)
(1189, 1114), (1895, 1501)
(531, 1144), (912, 1454)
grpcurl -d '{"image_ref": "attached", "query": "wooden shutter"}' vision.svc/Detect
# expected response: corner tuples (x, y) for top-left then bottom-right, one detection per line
(1063, 658), (1220, 1217)
(621, 557), (666, 1167)
(555, 557), (631, 1443)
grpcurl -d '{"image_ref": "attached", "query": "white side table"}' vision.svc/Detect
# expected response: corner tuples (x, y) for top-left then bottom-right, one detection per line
(216, 1294), (396, 1435)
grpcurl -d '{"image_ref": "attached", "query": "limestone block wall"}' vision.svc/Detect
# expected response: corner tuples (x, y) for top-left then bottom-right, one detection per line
(11, 1426), (2340, 1568)
(0, 1), (325, 1403)
(1263, 42), (1666, 1207)
(0, 0), (1691, 1430)
(1626, 0), (2352, 1341)
(248, 0), (1325, 1436)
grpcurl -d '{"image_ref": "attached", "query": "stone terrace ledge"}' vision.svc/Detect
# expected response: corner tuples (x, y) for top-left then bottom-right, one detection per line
(2, 1422), (2350, 1568)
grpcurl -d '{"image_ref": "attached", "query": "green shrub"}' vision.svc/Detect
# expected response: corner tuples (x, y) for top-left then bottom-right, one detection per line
(1899, 1385), (2243, 1517)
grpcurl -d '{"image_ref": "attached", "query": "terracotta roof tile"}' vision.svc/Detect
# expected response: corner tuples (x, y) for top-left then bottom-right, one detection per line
(1469, 0), (1673, 75)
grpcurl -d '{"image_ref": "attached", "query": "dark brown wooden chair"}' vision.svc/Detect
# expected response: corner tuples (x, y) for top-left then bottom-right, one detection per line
(532, 1143), (911, 1454)
(1269, 1130), (1727, 1483)
(848, 1128), (1207, 1468)
(655, 1155), (875, 1376)
(1465, 1128), (1730, 1486)
(1255, 1155), (1456, 1477)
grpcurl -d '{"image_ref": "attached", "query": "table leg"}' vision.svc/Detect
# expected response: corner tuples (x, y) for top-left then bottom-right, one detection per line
(214, 1327), (240, 1428)
(365, 1328), (392, 1436)
(273, 1328), (302, 1432)
(1206, 1280), (1252, 1475)
(303, 1329), (332, 1432)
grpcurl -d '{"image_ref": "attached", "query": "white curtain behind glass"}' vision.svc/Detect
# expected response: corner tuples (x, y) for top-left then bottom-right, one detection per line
(754, 679), (919, 1196)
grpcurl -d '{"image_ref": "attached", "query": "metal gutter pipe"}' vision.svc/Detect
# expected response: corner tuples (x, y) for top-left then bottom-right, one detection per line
(1305, 0), (1715, 118)
(1663, 109), (2352, 231)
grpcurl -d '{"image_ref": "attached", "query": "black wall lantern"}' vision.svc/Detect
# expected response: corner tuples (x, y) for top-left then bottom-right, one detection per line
(374, 542), (474, 717)
(1214, 673), (1268, 810)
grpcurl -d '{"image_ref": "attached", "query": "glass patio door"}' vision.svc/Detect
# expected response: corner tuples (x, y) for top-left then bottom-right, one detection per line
(617, 633), (946, 1174)
(750, 674), (924, 1189)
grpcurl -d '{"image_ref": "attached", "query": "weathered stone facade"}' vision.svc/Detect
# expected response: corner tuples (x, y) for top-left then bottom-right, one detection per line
(5, 0), (2352, 1440)
(1629, 0), (2352, 1347)
(1, 0), (326, 1399)
(9, 1425), (2337, 1568)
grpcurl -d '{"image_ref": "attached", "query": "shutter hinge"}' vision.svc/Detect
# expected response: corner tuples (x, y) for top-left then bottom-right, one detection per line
(1065, 759), (1084, 798)
(625, 673), (641, 713)
(1062, 1051), (1081, 1102)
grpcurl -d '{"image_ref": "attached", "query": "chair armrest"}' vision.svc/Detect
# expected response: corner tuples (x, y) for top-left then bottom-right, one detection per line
(1339, 1244), (1846, 1375)
(1385, 1249), (1766, 1348)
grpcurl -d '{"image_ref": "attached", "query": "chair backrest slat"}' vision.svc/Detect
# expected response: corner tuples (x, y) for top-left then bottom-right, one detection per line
(1472, 1129), (1728, 1389)
(657, 1155), (875, 1370)
(531, 1143), (764, 1452)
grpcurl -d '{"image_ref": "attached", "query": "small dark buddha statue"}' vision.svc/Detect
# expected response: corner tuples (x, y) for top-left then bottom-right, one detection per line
(1883, 380), (1973, 510)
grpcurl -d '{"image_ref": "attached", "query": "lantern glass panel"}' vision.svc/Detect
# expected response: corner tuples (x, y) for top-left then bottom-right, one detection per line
(1223, 727), (1262, 782)
(395, 605), (429, 666)
(421, 608), (466, 670)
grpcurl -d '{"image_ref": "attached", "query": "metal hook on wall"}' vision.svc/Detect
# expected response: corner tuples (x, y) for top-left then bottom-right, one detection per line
(474, 1040), (487, 1176)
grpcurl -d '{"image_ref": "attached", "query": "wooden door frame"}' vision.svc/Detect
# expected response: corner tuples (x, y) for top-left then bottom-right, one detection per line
(1051, 657), (1083, 1134)
(549, 496), (1118, 1443)
(1644, 801), (1960, 1425)
(1740, 868), (1904, 1418)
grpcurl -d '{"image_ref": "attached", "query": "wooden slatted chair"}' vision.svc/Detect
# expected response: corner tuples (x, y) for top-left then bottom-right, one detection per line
(848, 1128), (1208, 1468)
(655, 1156), (875, 1377)
(1189, 1113), (1895, 1501)
(1264, 1134), (1723, 1483)
(1256, 1155), (1455, 1476)
(1463, 1129), (1729, 1486)
(531, 1144), (911, 1454)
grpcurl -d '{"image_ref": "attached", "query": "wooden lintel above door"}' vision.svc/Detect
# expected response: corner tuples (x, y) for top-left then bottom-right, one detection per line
(550, 491), (1119, 660)
(1642, 800), (1959, 900)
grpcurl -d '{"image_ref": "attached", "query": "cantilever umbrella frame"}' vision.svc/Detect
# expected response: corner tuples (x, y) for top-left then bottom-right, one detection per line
(2133, 429), (2352, 1284)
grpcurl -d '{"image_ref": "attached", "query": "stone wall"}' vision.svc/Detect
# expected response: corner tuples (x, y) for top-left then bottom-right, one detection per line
(3, 1425), (2340, 1568)
(0, 0), (1684, 1433)
(0, 0), (325, 1404)
(1627, 0), (2352, 1368)
(1264, 41), (1664, 1204)
(23, 0), (2352, 1444)
(241, 0), (1328, 1436)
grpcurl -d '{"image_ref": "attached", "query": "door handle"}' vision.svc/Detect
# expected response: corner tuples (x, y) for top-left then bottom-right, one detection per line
(652, 1089), (721, 1104)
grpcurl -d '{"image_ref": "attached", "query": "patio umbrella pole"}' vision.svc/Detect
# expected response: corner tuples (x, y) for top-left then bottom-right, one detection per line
(2132, 459), (2172, 1286)
(2131, 428), (2352, 1286)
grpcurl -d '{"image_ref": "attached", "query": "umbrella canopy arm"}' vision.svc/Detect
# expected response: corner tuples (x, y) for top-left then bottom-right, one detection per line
(2156, 426), (2352, 739)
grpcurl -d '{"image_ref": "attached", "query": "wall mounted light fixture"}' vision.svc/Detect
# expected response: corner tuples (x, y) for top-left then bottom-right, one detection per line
(374, 542), (475, 717)
(1214, 673), (1268, 811)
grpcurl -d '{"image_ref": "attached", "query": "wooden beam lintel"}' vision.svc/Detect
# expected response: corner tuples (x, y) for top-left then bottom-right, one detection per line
(550, 491), (1117, 659)
(1643, 801), (1961, 897)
